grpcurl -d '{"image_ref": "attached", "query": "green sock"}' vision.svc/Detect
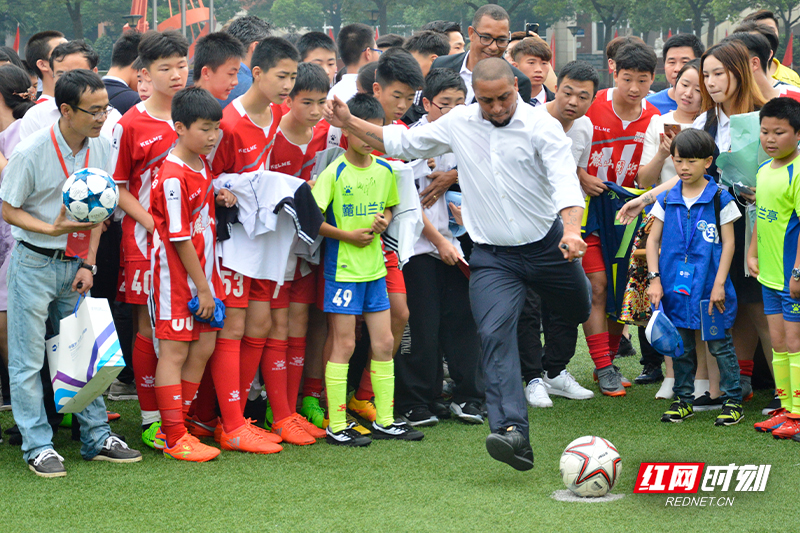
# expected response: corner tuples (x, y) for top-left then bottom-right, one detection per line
(790, 353), (800, 415)
(773, 351), (791, 411)
(325, 361), (349, 433)
(370, 359), (395, 427)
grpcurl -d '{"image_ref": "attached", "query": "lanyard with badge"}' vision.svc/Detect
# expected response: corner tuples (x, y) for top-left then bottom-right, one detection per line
(51, 125), (91, 260)
(673, 202), (711, 296)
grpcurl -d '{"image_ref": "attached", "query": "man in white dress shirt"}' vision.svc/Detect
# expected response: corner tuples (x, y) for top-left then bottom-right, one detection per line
(325, 58), (592, 471)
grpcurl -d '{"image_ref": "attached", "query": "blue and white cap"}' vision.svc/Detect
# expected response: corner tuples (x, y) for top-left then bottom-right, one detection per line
(645, 303), (684, 358)
(445, 190), (466, 238)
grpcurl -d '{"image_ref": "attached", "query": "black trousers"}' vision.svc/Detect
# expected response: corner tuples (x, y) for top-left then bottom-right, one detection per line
(517, 288), (579, 383)
(395, 254), (484, 413)
(469, 220), (591, 439)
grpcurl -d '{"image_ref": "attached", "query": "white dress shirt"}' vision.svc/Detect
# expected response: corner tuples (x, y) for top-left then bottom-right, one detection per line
(328, 73), (358, 103)
(16, 99), (121, 149)
(460, 53), (475, 104)
(691, 109), (731, 152)
(384, 96), (584, 246)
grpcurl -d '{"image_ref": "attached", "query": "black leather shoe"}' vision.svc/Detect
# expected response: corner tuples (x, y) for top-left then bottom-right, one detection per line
(485, 426), (533, 471)
(634, 363), (664, 385)
(617, 334), (637, 357)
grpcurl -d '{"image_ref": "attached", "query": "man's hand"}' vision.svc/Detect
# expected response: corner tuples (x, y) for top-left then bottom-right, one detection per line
(215, 189), (238, 208)
(647, 278), (663, 308)
(196, 289), (215, 320)
(616, 197), (644, 225)
(52, 206), (98, 236)
(791, 278), (800, 300)
(324, 96), (352, 129)
(435, 239), (461, 266)
(709, 281), (726, 314)
(346, 229), (374, 248)
(371, 213), (389, 234)
(449, 202), (463, 226)
(579, 172), (608, 197)
(420, 170), (457, 209)
(559, 230), (586, 261)
(72, 267), (93, 295)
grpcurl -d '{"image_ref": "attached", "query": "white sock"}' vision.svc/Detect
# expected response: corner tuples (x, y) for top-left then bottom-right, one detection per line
(693, 379), (710, 398)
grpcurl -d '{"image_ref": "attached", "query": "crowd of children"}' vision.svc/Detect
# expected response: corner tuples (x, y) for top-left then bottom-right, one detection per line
(1, 4), (800, 476)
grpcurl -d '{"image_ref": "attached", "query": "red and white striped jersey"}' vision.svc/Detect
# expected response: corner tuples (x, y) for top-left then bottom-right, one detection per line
(150, 153), (222, 321)
(111, 101), (177, 262)
(209, 96), (282, 175)
(586, 88), (660, 188)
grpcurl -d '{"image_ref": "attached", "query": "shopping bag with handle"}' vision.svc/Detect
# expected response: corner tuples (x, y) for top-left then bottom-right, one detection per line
(46, 295), (124, 413)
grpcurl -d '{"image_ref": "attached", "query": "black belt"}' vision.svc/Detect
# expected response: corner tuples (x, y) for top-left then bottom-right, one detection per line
(20, 241), (76, 261)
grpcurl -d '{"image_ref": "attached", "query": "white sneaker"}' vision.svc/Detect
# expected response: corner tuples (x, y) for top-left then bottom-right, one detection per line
(543, 370), (595, 400)
(525, 378), (553, 408)
(656, 378), (675, 400)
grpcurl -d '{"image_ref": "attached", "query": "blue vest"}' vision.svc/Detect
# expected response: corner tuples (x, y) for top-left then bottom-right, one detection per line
(657, 178), (737, 330)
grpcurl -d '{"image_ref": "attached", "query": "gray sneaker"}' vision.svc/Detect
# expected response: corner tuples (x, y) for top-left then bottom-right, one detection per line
(28, 449), (66, 478)
(107, 380), (138, 401)
(596, 366), (626, 397)
(740, 374), (752, 401)
(90, 436), (142, 463)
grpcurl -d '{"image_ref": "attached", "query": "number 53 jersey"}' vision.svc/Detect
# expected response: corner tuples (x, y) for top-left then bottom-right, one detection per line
(311, 153), (399, 283)
(586, 88), (660, 188)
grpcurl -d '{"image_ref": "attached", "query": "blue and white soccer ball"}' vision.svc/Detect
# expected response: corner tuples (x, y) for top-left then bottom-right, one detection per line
(559, 435), (622, 497)
(62, 167), (119, 223)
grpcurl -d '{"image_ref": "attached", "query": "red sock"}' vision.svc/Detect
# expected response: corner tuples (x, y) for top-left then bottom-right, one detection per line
(191, 368), (217, 423)
(262, 338), (291, 422)
(132, 333), (159, 411)
(287, 337), (306, 412)
(239, 336), (266, 412)
(355, 364), (374, 401)
(303, 378), (323, 399)
(211, 337), (245, 433)
(587, 332), (613, 370)
(181, 380), (200, 418)
(155, 384), (185, 447)
(739, 359), (754, 377)
(608, 333), (623, 358)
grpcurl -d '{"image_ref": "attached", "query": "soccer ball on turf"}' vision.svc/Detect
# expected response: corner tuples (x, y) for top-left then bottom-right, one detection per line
(559, 435), (621, 497)
(62, 167), (119, 223)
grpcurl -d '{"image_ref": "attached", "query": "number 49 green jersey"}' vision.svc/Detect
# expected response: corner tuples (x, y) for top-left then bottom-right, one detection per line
(312, 154), (400, 283)
(755, 154), (800, 291)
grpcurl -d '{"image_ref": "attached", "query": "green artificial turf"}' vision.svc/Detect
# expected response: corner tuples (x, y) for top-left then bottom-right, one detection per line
(1, 335), (796, 532)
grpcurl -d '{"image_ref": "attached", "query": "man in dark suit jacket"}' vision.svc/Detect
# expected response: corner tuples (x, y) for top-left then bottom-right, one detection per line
(102, 32), (141, 116)
(402, 4), (530, 126)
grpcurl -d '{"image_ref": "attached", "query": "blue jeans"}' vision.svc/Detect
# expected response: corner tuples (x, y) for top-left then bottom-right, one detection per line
(673, 327), (742, 404)
(7, 243), (110, 463)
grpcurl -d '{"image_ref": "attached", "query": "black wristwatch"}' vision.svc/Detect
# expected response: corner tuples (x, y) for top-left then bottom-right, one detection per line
(80, 263), (97, 275)
(646, 271), (660, 281)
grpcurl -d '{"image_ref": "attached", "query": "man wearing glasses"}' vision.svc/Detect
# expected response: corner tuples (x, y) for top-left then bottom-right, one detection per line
(19, 40), (122, 140)
(1, 69), (141, 477)
(429, 4), (531, 105)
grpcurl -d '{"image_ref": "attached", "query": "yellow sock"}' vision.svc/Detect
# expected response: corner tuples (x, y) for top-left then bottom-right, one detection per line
(773, 351), (791, 411)
(325, 361), (349, 433)
(790, 352), (800, 416)
(370, 359), (395, 427)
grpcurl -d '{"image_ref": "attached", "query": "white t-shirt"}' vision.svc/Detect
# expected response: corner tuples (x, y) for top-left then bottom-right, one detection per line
(328, 73), (358, 103)
(641, 111), (692, 185)
(650, 190), (741, 229)
(564, 116), (593, 169)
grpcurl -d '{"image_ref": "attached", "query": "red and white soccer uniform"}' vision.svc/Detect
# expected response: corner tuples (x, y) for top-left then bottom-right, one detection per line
(585, 88), (660, 188)
(583, 88), (660, 273)
(778, 85), (800, 103)
(208, 96), (282, 307)
(150, 153), (222, 341)
(111, 102), (178, 304)
(266, 122), (330, 308)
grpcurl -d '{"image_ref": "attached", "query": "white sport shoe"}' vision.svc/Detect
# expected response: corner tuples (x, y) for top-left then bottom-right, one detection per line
(543, 370), (595, 400)
(525, 378), (553, 408)
(656, 378), (675, 400)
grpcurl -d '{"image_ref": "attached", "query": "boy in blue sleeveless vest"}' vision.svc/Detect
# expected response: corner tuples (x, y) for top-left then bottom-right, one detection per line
(646, 129), (744, 426)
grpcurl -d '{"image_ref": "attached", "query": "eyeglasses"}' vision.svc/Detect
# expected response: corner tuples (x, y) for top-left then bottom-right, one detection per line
(431, 101), (464, 114)
(72, 105), (114, 121)
(365, 47), (383, 55)
(473, 29), (510, 49)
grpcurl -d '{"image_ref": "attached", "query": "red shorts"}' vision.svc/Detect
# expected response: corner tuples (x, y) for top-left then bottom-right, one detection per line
(119, 260), (152, 305)
(385, 263), (406, 294)
(581, 234), (606, 274)
(155, 315), (217, 341)
(271, 270), (317, 309)
(219, 266), (272, 308)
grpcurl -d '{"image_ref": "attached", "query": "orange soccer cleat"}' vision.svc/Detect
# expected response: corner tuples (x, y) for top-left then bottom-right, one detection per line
(220, 422), (283, 454)
(163, 433), (221, 462)
(272, 415), (316, 445)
